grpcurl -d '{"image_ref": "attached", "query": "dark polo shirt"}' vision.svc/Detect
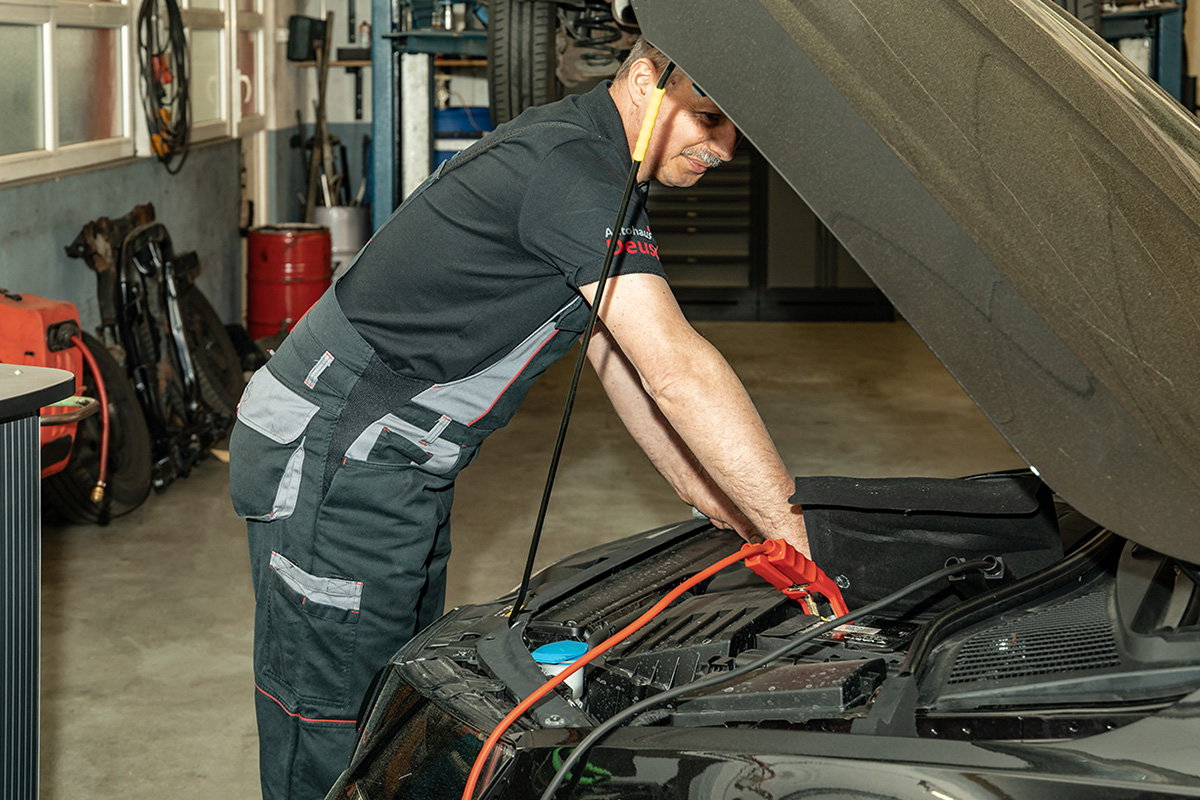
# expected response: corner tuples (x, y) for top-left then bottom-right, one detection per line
(335, 82), (666, 384)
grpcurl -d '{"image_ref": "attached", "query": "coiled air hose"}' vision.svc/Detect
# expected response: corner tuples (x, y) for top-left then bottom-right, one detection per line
(71, 334), (111, 503)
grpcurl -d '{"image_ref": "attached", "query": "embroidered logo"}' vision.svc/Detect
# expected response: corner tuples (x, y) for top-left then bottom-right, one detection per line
(605, 225), (659, 260)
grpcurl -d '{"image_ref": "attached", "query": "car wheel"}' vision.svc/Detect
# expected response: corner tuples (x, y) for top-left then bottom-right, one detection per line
(44, 333), (153, 524)
(488, 0), (561, 125)
(180, 285), (245, 417)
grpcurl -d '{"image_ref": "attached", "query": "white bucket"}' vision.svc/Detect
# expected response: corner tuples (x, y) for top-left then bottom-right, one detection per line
(314, 206), (371, 278)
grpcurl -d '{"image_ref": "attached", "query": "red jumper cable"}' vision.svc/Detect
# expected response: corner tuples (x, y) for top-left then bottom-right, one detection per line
(461, 538), (847, 800)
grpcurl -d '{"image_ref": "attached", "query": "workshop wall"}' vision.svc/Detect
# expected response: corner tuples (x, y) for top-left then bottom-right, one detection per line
(0, 141), (242, 333)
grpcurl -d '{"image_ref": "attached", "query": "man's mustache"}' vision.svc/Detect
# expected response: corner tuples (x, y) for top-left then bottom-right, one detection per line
(681, 148), (724, 168)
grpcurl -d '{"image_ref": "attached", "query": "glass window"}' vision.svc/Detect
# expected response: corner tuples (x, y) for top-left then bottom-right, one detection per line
(58, 27), (123, 146)
(190, 29), (223, 123)
(0, 23), (45, 157)
(1, 0), (240, 181)
(238, 30), (257, 118)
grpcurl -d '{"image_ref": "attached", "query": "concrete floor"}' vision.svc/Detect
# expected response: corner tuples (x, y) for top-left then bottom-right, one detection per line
(39, 319), (1025, 798)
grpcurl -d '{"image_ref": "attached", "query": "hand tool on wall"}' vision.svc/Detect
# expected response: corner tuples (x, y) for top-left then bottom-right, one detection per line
(304, 11), (335, 223)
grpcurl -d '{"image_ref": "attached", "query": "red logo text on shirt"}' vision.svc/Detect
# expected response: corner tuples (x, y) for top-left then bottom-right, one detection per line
(605, 225), (659, 261)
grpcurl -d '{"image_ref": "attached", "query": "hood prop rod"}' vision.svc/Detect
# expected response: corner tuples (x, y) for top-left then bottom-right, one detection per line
(509, 62), (677, 626)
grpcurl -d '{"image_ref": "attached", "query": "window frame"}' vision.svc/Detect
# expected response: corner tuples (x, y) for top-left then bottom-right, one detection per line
(235, 10), (265, 136)
(1, 0), (262, 185)
(0, 1), (135, 182)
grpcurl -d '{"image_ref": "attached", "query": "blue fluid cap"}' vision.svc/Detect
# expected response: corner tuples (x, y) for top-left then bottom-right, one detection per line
(531, 640), (588, 665)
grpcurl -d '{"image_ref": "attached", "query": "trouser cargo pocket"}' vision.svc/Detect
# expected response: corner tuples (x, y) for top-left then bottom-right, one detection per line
(345, 413), (465, 474)
(229, 367), (320, 521)
(261, 551), (361, 707)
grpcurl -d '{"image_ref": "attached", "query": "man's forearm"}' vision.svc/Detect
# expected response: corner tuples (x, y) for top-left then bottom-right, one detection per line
(643, 334), (807, 552)
(588, 324), (756, 539)
(581, 272), (808, 555)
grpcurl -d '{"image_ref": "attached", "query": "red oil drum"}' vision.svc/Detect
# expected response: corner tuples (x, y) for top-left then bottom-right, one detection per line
(246, 224), (332, 340)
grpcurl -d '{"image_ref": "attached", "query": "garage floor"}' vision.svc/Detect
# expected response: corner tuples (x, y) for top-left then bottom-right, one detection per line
(39, 320), (1026, 799)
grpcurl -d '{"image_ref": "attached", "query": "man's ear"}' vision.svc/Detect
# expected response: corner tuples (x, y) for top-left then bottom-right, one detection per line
(627, 58), (659, 108)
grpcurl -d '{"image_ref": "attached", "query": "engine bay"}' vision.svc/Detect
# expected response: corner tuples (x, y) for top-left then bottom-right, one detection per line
(336, 503), (1200, 800)
(395, 503), (1200, 745)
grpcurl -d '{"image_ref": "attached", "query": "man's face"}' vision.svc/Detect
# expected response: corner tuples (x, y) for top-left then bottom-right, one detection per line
(642, 76), (739, 188)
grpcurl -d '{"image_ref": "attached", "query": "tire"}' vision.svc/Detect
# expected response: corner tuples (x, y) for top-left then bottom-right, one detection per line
(488, 0), (561, 125)
(179, 285), (245, 417)
(44, 333), (153, 524)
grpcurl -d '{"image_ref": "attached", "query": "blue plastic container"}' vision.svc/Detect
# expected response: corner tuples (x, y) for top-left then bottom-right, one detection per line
(435, 106), (492, 135)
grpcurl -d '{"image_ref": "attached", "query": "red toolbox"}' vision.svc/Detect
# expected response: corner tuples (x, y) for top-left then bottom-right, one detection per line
(0, 289), (84, 477)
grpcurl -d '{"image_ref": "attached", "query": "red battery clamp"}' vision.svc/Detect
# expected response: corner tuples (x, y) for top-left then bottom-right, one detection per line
(742, 539), (849, 617)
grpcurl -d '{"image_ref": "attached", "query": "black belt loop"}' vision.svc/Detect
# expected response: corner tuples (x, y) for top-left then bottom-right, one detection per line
(388, 403), (490, 448)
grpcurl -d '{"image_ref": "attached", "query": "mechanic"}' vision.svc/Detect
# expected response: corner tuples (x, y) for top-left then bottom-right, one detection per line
(228, 37), (809, 800)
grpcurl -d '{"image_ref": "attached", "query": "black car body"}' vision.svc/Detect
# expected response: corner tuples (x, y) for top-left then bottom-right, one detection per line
(327, 1), (1200, 797)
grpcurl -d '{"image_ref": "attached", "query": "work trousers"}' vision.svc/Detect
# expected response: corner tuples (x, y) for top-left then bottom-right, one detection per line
(230, 293), (477, 800)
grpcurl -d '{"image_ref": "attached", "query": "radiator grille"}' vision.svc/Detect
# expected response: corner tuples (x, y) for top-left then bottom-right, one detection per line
(948, 590), (1119, 684)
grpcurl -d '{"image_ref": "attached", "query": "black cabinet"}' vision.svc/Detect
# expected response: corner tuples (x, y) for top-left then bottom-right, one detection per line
(650, 147), (892, 321)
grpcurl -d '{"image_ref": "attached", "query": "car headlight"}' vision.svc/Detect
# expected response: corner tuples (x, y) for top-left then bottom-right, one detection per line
(339, 669), (515, 800)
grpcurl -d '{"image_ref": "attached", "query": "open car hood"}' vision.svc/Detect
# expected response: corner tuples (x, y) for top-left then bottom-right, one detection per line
(632, 0), (1200, 562)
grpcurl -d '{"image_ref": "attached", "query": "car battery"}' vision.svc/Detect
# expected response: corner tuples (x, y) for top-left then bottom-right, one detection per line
(757, 613), (920, 654)
(0, 289), (84, 477)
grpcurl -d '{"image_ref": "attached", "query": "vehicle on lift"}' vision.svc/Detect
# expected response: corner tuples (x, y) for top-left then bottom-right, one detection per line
(327, 0), (1200, 797)
(486, 0), (638, 125)
(485, 0), (1103, 127)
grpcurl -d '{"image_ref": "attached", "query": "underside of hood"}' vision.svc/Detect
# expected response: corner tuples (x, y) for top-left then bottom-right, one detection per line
(632, 0), (1200, 561)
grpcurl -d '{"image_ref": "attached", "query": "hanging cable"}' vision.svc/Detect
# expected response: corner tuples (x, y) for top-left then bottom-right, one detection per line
(137, 0), (191, 174)
(509, 60), (677, 626)
(538, 557), (996, 800)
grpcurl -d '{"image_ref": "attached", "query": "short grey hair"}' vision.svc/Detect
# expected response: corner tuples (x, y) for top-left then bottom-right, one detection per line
(613, 36), (671, 83)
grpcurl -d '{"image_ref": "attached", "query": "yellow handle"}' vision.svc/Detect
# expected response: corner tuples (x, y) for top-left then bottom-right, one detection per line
(633, 85), (668, 162)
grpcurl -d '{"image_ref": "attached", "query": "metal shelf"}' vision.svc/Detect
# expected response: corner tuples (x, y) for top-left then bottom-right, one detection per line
(383, 29), (487, 56)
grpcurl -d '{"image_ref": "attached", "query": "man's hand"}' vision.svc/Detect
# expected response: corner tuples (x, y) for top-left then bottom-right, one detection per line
(687, 477), (760, 542)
